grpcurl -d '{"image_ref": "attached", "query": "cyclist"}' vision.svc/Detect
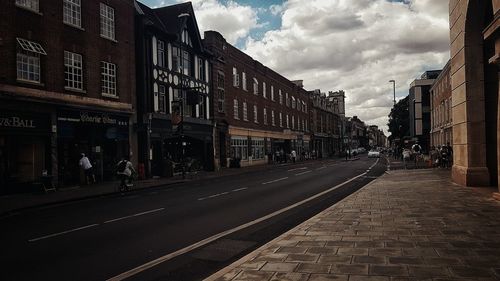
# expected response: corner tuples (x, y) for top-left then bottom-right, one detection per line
(411, 142), (423, 168)
(116, 157), (135, 192)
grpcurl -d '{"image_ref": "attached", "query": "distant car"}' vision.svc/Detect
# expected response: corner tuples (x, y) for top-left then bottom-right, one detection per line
(368, 149), (380, 158)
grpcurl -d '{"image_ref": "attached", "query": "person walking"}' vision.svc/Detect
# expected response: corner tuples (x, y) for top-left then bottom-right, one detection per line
(79, 153), (95, 185)
(116, 157), (135, 191)
(291, 149), (297, 163)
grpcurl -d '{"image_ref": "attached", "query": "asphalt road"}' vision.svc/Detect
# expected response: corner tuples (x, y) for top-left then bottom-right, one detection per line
(1, 155), (387, 281)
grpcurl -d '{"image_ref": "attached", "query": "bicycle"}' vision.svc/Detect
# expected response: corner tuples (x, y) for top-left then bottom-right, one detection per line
(117, 174), (133, 193)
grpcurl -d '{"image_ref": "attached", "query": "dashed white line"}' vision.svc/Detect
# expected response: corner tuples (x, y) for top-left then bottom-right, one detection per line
(295, 170), (312, 176)
(104, 208), (164, 224)
(29, 224), (99, 242)
(287, 167), (307, 172)
(316, 166), (327, 170)
(232, 187), (248, 192)
(262, 177), (288, 185)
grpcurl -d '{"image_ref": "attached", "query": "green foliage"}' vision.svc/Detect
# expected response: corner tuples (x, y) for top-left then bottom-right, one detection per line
(387, 96), (409, 141)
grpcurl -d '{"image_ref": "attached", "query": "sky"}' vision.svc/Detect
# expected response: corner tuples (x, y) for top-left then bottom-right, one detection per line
(143, 0), (450, 134)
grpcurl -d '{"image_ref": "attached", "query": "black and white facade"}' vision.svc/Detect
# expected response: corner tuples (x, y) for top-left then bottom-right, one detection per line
(135, 2), (213, 178)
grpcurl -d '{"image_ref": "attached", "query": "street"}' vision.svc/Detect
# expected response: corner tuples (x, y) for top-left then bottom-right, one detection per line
(1, 156), (386, 281)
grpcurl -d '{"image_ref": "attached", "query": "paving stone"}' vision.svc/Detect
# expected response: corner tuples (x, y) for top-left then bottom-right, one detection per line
(325, 241), (355, 247)
(415, 242), (450, 248)
(233, 270), (274, 281)
(260, 262), (298, 272)
(337, 247), (368, 256)
(276, 247), (308, 254)
(348, 275), (390, 281)
(331, 264), (369, 275)
(297, 241), (326, 247)
(317, 255), (352, 264)
(353, 255), (386, 264)
(355, 241), (385, 248)
(401, 248), (438, 257)
(285, 254), (319, 263)
(449, 241), (483, 248)
(449, 266), (495, 278)
(407, 266), (450, 278)
(307, 273), (348, 281)
(269, 272), (309, 281)
(295, 263), (330, 274)
(215, 269), (241, 281)
(239, 261), (267, 270)
(388, 257), (423, 265)
(306, 247), (338, 255)
(423, 257), (463, 265)
(252, 253), (288, 262)
(369, 265), (409, 276)
(385, 241), (415, 248)
(369, 248), (403, 257)
(435, 248), (471, 257)
(341, 236), (371, 241)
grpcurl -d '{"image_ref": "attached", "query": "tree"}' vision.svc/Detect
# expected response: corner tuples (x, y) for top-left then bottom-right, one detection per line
(387, 96), (409, 142)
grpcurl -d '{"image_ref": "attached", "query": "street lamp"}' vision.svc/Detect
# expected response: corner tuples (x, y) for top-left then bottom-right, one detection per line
(389, 79), (396, 106)
(178, 12), (190, 179)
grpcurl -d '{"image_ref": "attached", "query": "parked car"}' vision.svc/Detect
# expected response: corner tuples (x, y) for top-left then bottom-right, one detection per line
(368, 149), (380, 158)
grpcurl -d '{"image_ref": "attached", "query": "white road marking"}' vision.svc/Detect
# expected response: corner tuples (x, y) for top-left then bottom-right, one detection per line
(287, 167), (307, 172)
(106, 171), (368, 281)
(295, 170), (312, 176)
(198, 189), (247, 201)
(262, 177), (288, 185)
(316, 166), (327, 170)
(29, 224), (99, 242)
(231, 187), (248, 192)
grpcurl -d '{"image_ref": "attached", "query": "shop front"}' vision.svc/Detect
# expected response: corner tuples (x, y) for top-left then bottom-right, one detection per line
(57, 110), (130, 187)
(0, 111), (52, 194)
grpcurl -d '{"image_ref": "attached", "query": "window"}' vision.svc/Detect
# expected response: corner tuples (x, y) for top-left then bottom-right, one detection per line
(233, 99), (239, 119)
(157, 40), (165, 68)
(285, 93), (289, 107)
(198, 58), (205, 81)
(253, 105), (258, 123)
(232, 67), (239, 87)
(101, 61), (117, 96)
(279, 90), (283, 104)
(182, 50), (191, 76)
(262, 81), (267, 98)
(242, 72), (247, 91)
(279, 112), (283, 127)
(63, 0), (81, 27)
(217, 72), (225, 113)
(64, 51), (83, 90)
(172, 47), (180, 72)
(271, 110), (275, 126)
(251, 138), (265, 160)
(271, 85), (274, 101)
(286, 114), (289, 128)
(292, 116), (295, 129)
(243, 102), (248, 121)
(100, 3), (115, 40)
(263, 108), (268, 125)
(16, 38), (46, 83)
(16, 0), (39, 12)
(253, 78), (258, 95)
(231, 137), (248, 160)
(158, 85), (166, 113)
(292, 96), (296, 109)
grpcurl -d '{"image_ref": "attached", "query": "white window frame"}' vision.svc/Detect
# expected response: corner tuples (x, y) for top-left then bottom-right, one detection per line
(242, 72), (247, 91)
(279, 89), (283, 104)
(271, 85), (274, 101)
(279, 112), (283, 127)
(100, 3), (115, 41)
(16, 0), (39, 13)
(253, 77), (258, 95)
(262, 81), (267, 98)
(232, 67), (239, 87)
(251, 138), (265, 160)
(101, 61), (117, 97)
(17, 49), (41, 83)
(286, 114), (289, 128)
(253, 105), (258, 123)
(233, 99), (239, 119)
(286, 93), (290, 107)
(157, 40), (165, 68)
(231, 137), (248, 160)
(272, 110), (275, 126)
(243, 102), (248, 121)
(263, 108), (268, 125)
(64, 51), (83, 90)
(63, 0), (81, 28)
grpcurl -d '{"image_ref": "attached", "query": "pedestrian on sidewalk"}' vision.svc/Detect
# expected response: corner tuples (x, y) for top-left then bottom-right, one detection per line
(116, 157), (135, 190)
(291, 149), (297, 163)
(402, 148), (411, 169)
(79, 153), (96, 185)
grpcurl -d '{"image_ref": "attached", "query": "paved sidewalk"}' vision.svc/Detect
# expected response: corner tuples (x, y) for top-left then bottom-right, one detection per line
(207, 169), (500, 281)
(0, 158), (340, 216)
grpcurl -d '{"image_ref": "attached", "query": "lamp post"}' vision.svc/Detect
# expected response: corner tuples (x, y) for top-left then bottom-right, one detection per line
(389, 79), (396, 106)
(178, 12), (189, 179)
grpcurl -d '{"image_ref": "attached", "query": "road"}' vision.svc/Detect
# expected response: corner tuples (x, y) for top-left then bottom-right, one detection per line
(1, 155), (387, 281)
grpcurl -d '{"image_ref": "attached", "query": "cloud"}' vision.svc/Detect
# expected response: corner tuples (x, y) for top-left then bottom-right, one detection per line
(243, 0), (450, 133)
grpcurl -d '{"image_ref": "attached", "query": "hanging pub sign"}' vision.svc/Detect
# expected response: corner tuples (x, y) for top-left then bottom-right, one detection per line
(57, 110), (129, 127)
(0, 111), (50, 133)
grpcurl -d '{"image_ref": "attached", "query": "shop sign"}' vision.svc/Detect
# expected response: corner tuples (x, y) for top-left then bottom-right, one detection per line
(58, 111), (129, 127)
(0, 112), (50, 132)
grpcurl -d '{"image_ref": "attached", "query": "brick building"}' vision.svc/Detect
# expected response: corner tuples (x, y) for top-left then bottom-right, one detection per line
(135, 2), (212, 177)
(309, 90), (342, 158)
(430, 60), (452, 148)
(204, 31), (311, 168)
(0, 0), (136, 192)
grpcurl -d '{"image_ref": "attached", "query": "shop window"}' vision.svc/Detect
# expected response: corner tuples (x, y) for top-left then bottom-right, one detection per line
(251, 138), (265, 160)
(101, 61), (117, 97)
(63, 0), (81, 28)
(64, 51), (83, 90)
(100, 3), (115, 40)
(231, 137), (248, 160)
